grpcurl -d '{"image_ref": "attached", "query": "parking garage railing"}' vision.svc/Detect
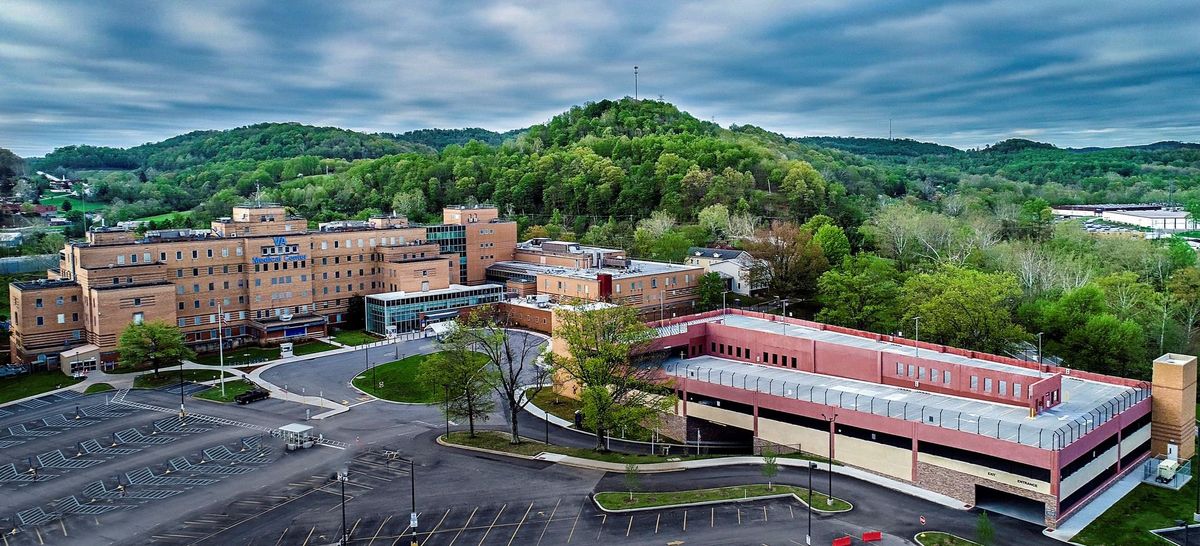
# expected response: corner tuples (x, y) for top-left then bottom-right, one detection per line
(665, 362), (1151, 450)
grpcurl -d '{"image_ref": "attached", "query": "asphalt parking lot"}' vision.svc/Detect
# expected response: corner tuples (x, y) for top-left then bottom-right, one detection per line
(0, 388), (350, 546)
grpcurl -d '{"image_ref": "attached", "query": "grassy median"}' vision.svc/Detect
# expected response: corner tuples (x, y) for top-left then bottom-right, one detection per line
(332, 329), (379, 346)
(0, 372), (83, 403)
(445, 430), (727, 465)
(192, 340), (336, 366)
(354, 352), (487, 403)
(195, 379), (257, 403)
(133, 369), (231, 389)
(914, 532), (980, 546)
(594, 484), (851, 512)
(84, 383), (114, 394)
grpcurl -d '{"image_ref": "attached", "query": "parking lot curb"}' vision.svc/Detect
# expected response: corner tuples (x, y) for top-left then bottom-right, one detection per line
(435, 434), (540, 460)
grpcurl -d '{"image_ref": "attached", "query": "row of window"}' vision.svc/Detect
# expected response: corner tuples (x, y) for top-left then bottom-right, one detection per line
(32, 312), (79, 326)
(177, 265), (246, 277)
(894, 361), (1028, 400)
(33, 295), (78, 308)
(612, 274), (692, 293)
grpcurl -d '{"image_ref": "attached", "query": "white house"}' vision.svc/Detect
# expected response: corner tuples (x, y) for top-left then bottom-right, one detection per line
(685, 247), (766, 296)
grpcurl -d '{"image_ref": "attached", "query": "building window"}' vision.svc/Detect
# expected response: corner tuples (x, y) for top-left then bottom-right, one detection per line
(35, 316), (43, 326)
(35, 298), (43, 308)
(918, 367), (925, 380)
(116, 255), (125, 265)
(132, 312), (144, 325)
(651, 279), (658, 288)
(896, 362), (904, 375)
(71, 313), (78, 321)
(207, 249), (213, 258)
(56, 296), (64, 305)
(178, 318), (186, 327)
(57, 314), (65, 324)
(943, 370), (951, 385)
(999, 380), (1007, 396)
(192, 250), (198, 259)
(908, 364), (915, 377)
(1014, 383), (1023, 398)
(983, 377), (993, 393)
(970, 376), (978, 390)
(176, 251), (183, 260)
(133, 297), (141, 306)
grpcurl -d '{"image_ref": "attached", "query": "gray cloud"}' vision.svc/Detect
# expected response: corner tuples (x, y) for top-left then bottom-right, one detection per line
(0, 0), (1197, 156)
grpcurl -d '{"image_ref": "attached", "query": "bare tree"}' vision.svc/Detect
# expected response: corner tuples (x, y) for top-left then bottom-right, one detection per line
(456, 305), (549, 444)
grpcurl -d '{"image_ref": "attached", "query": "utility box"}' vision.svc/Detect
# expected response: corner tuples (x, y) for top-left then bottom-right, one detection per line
(280, 342), (294, 359)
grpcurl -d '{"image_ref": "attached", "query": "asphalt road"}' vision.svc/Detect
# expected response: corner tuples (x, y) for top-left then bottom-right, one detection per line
(1, 332), (1062, 545)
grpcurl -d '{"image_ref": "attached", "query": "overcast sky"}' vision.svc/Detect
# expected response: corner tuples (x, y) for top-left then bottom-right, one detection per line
(2, 1), (1198, 156)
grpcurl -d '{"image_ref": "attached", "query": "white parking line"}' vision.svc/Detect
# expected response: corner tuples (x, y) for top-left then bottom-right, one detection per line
(478, 504), (506, 546)
(507, 502), (535, 546)
(535, 498), (562, 546)
(366, 515), (390, 546)
(447, 506), (478, 545)
(566, 498), (586, 544)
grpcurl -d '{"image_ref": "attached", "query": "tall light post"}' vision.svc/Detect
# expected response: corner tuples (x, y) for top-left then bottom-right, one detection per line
(178, 359), (186, 420)
(1177, 519), (1191, 546)
(912, 316), (921, 359)
(408, 458), (418, 546)
(633, 66), (639, 100)
(218, 303), (225, 399)
(820, 412), (837, 505)
(339, 469), (349, 545)
(806, 461), (816, 546)
(1036, 332), (1044, 365)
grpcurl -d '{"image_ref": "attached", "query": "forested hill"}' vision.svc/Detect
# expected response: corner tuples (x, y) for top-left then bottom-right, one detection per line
(386, 127), (524, 149)
(794, 136), (963, 158)
(31, 122), (435, 171)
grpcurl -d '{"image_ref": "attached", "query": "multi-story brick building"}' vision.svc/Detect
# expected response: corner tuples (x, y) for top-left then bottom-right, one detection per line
(9, 203), (515, 371)
(487, 239), (705, 321)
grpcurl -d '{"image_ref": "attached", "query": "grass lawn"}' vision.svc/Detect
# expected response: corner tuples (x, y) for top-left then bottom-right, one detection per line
(194, 379), (256, 403)
(594, 484), (851, 512)
(132, 369), (231, 389)
(0, 372), (83, 403)
(84, 383), (114, 394)
(135, 210), (193, 223)
(914, 532), (980, 546)
(529, 388), (658, 441)
(332, 329), (379, 346)
(38, 194), (106, 212)
(352, 352), (487, 403)
(192, 340), (337, 366)
(443, 430), (727, 465)
(1073, 455), (1199, 546)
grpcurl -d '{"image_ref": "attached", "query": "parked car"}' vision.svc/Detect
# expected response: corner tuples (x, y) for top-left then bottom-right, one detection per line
(235, 389), (270, 405)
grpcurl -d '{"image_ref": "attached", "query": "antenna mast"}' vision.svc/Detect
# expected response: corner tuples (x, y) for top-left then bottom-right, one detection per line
(634, 66), (639, 100)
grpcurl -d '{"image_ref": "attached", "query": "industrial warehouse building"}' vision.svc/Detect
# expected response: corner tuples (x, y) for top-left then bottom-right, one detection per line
(554, 308), (1192, 529)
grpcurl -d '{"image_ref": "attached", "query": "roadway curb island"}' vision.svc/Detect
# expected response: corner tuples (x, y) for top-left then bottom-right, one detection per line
(434, 433), (538, 460)
(591, 490), (853, 515)
(913, 532), (982, 546)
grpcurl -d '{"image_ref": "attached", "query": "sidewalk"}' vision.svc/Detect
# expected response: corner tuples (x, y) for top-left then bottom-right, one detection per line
(1044, 468), (1143, 542)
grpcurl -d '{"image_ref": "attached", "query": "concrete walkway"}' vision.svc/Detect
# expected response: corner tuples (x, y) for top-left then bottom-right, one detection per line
(1044, 468), (1145, 542)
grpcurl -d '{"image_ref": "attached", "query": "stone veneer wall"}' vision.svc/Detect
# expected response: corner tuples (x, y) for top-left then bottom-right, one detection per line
(914, 461), (1057, 528)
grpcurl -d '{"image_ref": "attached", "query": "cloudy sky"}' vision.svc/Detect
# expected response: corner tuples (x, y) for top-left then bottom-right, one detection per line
(2, 1), (1198, 156)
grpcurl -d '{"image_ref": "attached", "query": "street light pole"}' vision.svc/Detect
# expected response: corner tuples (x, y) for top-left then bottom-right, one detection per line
(178, 360), (185, 420)
(1036, 332), (1044, 365)
(218, 303), (225, 399)
(821, 412), (837, 506)
(340, 470), (348, 545)
(410, 458), (418, 546)
(912, 316), (921, 359)
(807, 461), (816, 546)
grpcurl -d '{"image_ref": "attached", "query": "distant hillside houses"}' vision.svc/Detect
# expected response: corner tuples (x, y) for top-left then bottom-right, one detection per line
(685, 246), (766, 296)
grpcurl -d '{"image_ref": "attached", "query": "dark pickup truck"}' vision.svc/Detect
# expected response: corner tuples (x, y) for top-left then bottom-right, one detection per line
(235, 389), (270, 405)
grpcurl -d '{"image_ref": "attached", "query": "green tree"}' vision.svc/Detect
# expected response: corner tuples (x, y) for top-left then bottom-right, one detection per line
(117, 321), (195, 376)
(815, 255), (902, 333)
(1017, 198), (1052, 240)
(761, 449), (779, 491)
(901, 266), (1026, 354)
(421, 324), (496, 437)
(1062, 314), (1146, 378)
(696, 272), (725, 312)
(697, 204), (730, 237)
(1170, 267), (1200, 350)
(553, 304), (673, 451)
(648, 230), (692, 263)
(624, 463), (642, 501)
(976, 511), (994, 546)
(1168, 237), (1197, 270)
(813, 224), (851, 265)
(60, 199), (72, 212)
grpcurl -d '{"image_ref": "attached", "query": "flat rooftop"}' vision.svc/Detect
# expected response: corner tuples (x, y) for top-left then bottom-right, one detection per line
(1106, 210), (1189, 219)
(490, 259), (699, 281)
(366, 283), (504, 303)
(665, 355), (1142, 449)
(719, 314), (1047, 377)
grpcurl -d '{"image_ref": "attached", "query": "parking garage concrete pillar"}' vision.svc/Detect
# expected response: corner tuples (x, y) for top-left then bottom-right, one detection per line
(1151, 353), (1197, 460)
